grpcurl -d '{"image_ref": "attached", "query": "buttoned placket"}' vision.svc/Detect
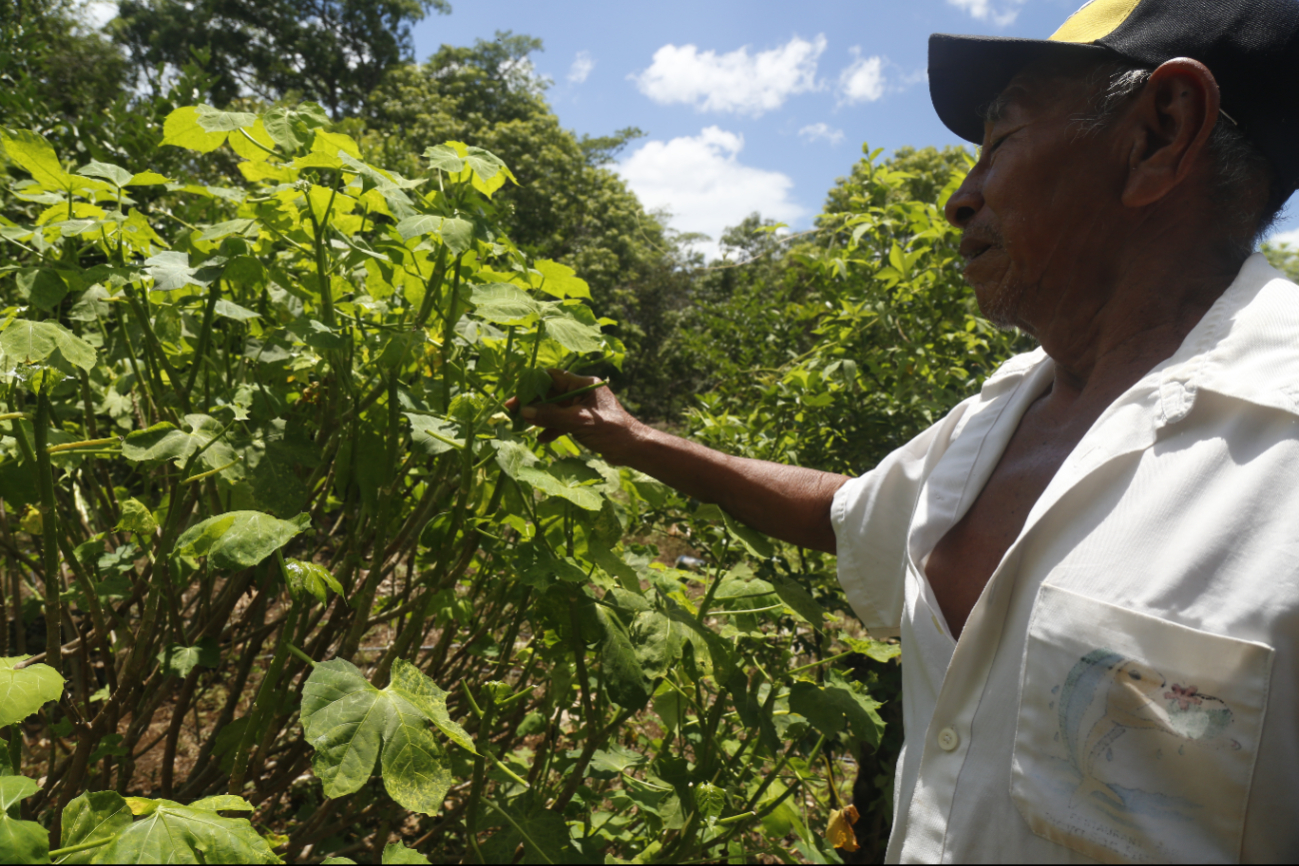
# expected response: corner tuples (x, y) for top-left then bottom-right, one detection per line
(896, 368), (1194, 863)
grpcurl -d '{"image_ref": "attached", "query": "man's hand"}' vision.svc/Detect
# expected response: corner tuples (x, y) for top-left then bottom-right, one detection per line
(508, 369), (849, 554)
(505, 370), (648, 465)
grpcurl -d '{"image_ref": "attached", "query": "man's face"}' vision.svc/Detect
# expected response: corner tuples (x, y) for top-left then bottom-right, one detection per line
(945, 65), (1127, 336)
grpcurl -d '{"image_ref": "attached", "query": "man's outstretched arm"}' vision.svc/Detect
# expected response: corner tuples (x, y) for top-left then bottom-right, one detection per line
(513, 371), (851, 554)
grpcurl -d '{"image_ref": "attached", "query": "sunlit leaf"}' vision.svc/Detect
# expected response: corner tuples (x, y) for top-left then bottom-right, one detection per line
(534, 260), (591, 300)
(59, 791), (133, 865)
(93, 797), (281, 864)
(389, 660), (475, 755)
(516, 465), (602, 511)
(77, 160), (132, 187)
(114, 498), (157, 535)
(0, 319), (96, 371)
(283, 559), (343, 605)
(300, 659), (454, 816)
(0, 657), (65, 726)
(160, 106), (228, 153)
(0, 776), (46, 865)
(195, 105), (257, 133)
(470, 283), (538, 324)
(0, 128), (73, 190)
(381, 843), (430, 865)
(174, 511), (309, 571)
(540, 315), (601, 355)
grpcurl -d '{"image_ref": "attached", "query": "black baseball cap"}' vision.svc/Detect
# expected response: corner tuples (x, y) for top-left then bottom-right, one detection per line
(929, 0), (1299, 195)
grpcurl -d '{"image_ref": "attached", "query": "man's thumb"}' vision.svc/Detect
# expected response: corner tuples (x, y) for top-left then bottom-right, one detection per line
(521, 403), (559, 426)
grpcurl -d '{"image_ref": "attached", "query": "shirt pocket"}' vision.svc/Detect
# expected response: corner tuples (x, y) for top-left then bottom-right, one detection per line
(1010, 584), (1273, 864)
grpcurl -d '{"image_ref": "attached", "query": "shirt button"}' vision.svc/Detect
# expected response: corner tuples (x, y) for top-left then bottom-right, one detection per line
(937, 727), (960, 751)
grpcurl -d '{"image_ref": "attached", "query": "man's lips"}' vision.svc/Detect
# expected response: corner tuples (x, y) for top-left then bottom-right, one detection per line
(959, 237), (995, 264)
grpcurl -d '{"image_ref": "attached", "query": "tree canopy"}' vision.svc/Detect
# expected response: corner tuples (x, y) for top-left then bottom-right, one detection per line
(111, 0), (450, 115)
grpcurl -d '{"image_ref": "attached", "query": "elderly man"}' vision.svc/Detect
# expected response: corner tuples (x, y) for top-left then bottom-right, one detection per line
(520, 0), (1299, 861)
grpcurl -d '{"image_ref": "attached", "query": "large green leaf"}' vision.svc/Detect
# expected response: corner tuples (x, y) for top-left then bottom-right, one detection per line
(121, 423), (193, 464)
(381, 843), (430, 865)
(0, 129), (74, 190)
(393, 214), (442, 241)
(155, 639), (220, 679)
(404, 414), (462, 456)
(16, 269), (68, 312)
(174, 511), (309, 571)
(92, 798), (280, 864)
(143, 251), (211, 292)
(0, 776), (46, 865)
(300, 659), (457, 815)
(194, 105), (258, 133)
(485, 800), (590, 865)
(540, 315), (601, 355)
(515, 466), (603, 511)
(379, 700), (452, 816)
(439, 218), (474, 255)
(787, 670), (884, 748)
(469, 283), (538, 325)
(59, 791), (132, 865)
(77, 160), (131, 187)
(595, 606), (652, 710)
(719, 510), (774, 559)
(0, 657), (65, 726)
(260, 103), (329, 153)
(160, 106), (228, 153)
(0, 320), (96, 371)
(534, 260), (591, 300)
(388, 660), (475, 755)
(630, 611), (685, 681)
(768, 575), (828, 627)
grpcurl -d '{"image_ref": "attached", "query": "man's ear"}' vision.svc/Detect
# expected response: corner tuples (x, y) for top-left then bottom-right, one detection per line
(1120, 58), (1220, 209)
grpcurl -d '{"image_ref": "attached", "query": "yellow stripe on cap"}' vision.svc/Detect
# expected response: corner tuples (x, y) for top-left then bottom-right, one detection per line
(1049, 0), (1143, 43)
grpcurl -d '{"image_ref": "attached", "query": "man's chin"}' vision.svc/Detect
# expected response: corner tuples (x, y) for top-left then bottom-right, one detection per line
(972, 280), (1027, 332)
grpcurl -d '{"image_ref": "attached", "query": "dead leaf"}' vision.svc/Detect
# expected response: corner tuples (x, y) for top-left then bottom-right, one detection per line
(827, 803), (860, 851)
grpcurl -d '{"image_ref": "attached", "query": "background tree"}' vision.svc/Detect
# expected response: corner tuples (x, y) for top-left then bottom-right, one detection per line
(111, 0), (449, 116)
(1263, 241), (1299, 281)
(365, 31), (698, 415)
(0, 0), (130, 156)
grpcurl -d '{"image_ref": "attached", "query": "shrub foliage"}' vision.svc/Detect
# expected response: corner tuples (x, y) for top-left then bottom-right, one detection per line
(0, 105), (908, 863)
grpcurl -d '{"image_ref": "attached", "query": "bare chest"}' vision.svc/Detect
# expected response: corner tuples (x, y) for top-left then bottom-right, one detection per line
(924, 407), (1087, 637)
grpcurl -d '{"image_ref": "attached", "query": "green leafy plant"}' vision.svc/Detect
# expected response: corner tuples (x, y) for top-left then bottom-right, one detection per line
(0, 102), (893, 863)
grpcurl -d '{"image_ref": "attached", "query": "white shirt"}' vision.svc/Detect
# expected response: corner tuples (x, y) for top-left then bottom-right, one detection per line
(831, 253), (1299, 864)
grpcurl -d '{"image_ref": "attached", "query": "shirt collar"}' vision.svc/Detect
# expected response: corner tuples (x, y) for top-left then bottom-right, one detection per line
(1154, 252), (1299, 422)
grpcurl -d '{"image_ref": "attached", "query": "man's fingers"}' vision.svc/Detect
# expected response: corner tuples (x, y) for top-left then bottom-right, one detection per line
(545, 368), (598, 396)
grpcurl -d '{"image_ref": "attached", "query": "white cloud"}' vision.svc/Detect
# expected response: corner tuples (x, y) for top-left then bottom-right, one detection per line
(1267, 226), (1299, 248)
(838, 49), (885, 106)
(568, 51), (595, 84)
(84, 1), (118, 29)
(618, 127), (808, 258)
(799, 123), (845, 145)
(631, 35), (827, 117)
(947, 0), (1032, 27)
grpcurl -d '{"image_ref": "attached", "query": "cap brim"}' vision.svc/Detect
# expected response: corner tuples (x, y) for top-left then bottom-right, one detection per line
(929, 33), (1110, 143)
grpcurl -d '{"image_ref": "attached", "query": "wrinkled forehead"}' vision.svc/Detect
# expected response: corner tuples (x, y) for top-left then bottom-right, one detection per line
(984, 54), (1114, 124)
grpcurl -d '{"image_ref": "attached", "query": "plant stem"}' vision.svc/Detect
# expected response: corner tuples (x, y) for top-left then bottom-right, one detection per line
(34, 389), (63, 678)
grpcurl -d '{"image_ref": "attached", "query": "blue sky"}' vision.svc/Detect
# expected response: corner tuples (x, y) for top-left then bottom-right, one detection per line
(410, 0), (1299, 256)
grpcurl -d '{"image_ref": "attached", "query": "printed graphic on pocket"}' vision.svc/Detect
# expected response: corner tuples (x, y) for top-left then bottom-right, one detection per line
(1012, 586), (1271, 864)
(1055, 650), (1240, 819)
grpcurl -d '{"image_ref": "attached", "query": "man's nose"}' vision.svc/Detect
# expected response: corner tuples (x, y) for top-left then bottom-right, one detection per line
(944, 174), (983, 228)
